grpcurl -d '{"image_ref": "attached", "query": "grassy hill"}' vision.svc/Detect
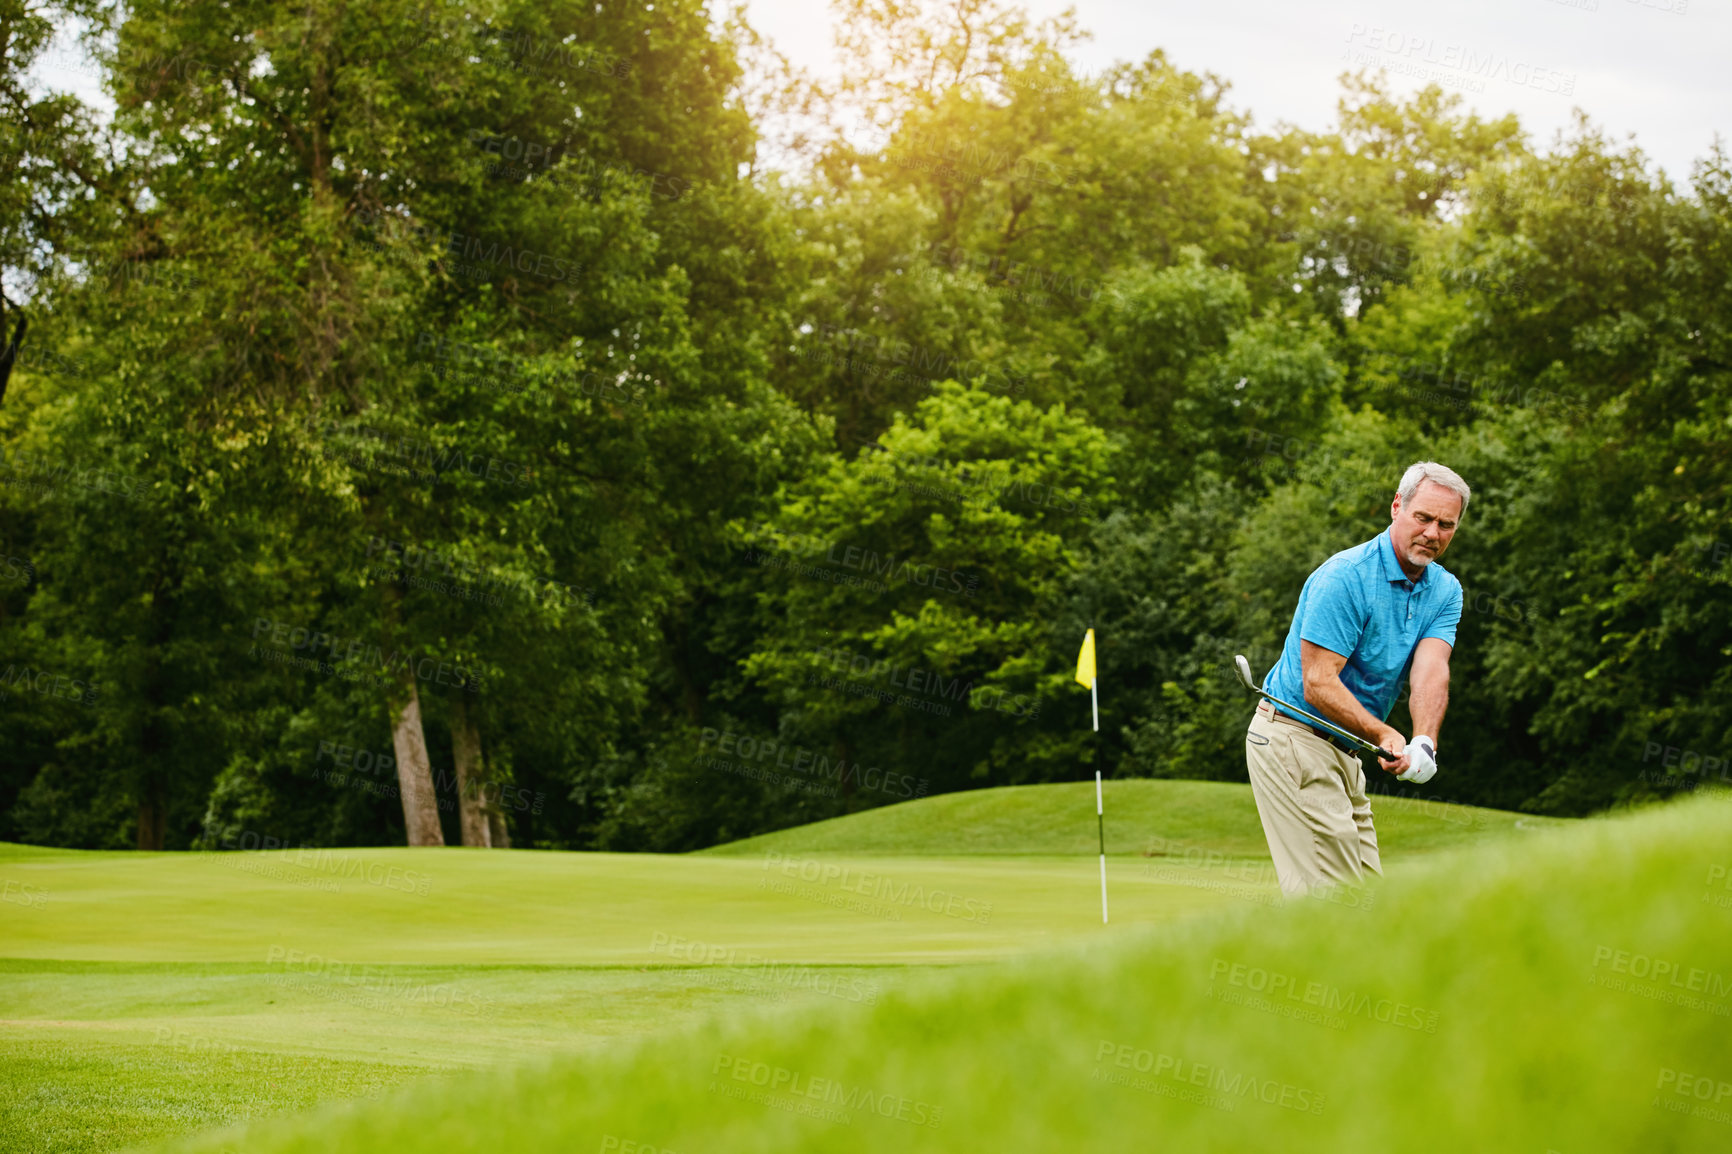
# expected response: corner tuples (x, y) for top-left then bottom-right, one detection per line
(702, 778), (1547, 859)
(0, 839), (1242, 968)
(0, 782), (1543, 967)
(143, 792), (1732, 1153)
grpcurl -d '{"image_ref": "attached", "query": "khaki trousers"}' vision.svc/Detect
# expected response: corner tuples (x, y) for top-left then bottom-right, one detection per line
(1244, 698), (1382, 897)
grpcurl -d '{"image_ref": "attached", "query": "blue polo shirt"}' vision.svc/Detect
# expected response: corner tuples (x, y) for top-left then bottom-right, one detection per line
(1261, 529), (1463, 724)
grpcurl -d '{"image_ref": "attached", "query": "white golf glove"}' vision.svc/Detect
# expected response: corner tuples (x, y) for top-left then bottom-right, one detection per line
(1398, 736), (1437, 784)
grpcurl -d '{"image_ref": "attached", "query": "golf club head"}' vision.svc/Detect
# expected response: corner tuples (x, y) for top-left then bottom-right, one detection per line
(1233, 654), (1258, 692)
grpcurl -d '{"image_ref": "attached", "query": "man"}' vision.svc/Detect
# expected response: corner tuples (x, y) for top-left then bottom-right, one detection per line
(1244, 461), (1470, 897)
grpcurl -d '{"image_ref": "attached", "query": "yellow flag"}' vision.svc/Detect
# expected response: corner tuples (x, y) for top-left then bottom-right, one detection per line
(1075, 628), (1096, 688)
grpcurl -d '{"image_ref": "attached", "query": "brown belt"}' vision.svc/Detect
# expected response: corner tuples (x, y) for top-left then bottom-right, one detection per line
(1255, 698), (1362, 755)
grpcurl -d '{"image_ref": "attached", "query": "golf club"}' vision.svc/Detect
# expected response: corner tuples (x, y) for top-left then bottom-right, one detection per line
(1232, 654), (1384, 755)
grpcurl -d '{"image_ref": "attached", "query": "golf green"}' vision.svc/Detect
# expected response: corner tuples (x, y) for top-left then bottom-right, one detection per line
(0, 780), (1574, 1152)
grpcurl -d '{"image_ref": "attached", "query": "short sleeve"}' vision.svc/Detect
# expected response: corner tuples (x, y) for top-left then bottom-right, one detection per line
(1423, 581), (1463, 647)
(1297, 566), (1367, 658)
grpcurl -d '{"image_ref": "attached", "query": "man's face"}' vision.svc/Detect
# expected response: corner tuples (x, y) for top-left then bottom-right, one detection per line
(1389, 481), (1463, 573)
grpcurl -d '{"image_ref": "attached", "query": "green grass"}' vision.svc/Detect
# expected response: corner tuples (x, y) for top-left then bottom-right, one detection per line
(0, 780), (1584, 1152)
(0, 844), (1249, 966)
(0, 960), (902, 1154)
(702, 778), (1543, 858)
(138, 792), (1732, 1153)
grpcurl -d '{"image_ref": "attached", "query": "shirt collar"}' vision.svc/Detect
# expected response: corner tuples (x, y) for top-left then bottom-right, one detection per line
(1379, 528), (1427, 588)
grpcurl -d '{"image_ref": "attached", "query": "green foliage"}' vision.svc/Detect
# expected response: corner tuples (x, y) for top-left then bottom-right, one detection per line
(1260, 72), (1527, 324)
(2, 0), (1728, 849)
(729, 383), (1114, 802)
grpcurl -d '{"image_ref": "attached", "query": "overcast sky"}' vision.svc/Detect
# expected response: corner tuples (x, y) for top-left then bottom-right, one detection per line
(744, 0), (1727, 184)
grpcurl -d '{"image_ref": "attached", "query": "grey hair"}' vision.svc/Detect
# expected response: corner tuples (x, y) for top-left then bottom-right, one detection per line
(1398, 461), (1471, 516)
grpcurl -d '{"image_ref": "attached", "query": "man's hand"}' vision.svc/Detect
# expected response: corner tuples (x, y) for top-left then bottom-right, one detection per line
(1398, 735), (1438, 784)
(1376, 729), (1409, 775)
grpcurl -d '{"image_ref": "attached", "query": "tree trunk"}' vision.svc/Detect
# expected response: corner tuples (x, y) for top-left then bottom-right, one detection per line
(449, 696), (491, 847)
(390, 673), (445, 846)
(486, 806), (511, 849)
(0, 301), (25, 411)
(136, 776), (166, 850)
(135, 693), (168, 850)
(135, 567), (176, 851)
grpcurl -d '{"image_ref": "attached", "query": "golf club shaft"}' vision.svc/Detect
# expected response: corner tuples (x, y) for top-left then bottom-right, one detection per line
(1256, 688), (1384, 754)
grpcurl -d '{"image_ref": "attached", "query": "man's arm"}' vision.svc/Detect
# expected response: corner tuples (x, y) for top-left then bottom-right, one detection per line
(1299, 641), (1410, 774)
(1408, 637), (1451, 745)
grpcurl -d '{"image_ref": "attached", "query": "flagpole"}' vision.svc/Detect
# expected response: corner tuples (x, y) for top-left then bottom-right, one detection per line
(1096, 758), (1108, 925)
(1077, 626), (1107, 925)
(1094, 668), (1106, 925)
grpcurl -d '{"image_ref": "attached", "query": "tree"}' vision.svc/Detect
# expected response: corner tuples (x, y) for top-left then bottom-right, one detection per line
(0, 0), (121, 410)
(735, 381), (1114, 804)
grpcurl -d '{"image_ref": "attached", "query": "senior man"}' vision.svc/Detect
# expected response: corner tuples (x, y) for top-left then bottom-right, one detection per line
(1245, 461), (1470, 897)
